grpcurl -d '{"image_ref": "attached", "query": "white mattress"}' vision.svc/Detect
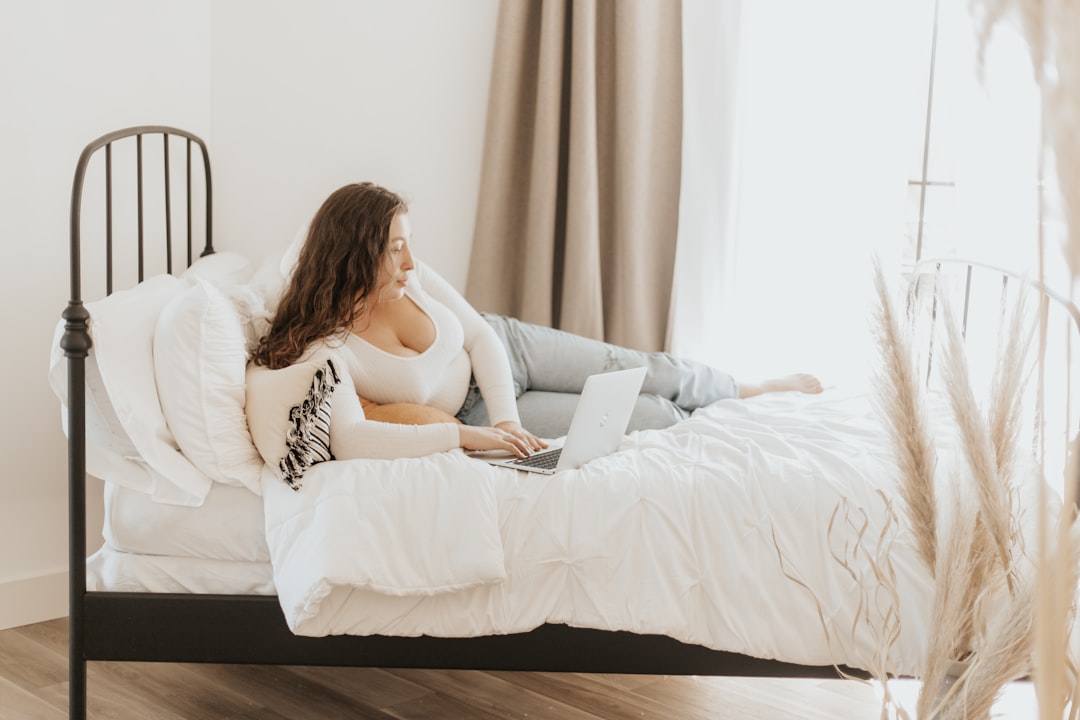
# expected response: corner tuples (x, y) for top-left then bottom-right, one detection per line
(103, 481), (269, 563)
(92, 466), (272, 595)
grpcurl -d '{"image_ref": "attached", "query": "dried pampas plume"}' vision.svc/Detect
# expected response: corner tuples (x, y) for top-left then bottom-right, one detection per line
(937, 583), (1036, 720)
(1034, 509), (1080, 720)
(988, 291), (1034, 482)
(872, 261), (938, 575)
(968, 0), (1080, 716)
(871, 264), (1040, 719)
(939, 298), (1017, 588)
(970, 0), (1080, 280)
(916, 483), (982, 720)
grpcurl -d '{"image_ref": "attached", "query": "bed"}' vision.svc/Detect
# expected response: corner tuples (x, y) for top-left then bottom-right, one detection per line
(54, 126), (1080, 719)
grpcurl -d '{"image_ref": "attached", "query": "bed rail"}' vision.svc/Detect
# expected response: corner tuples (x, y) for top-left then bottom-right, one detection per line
(905, 256), (1080, 500)
(64, 125), (213, 720)
(69, 125), (213, 298)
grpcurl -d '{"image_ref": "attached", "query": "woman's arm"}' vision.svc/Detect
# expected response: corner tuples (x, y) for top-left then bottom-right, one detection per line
(332, 365), (537, 459)
(413, 262), (520, 426)
(329, 365), (462, 460)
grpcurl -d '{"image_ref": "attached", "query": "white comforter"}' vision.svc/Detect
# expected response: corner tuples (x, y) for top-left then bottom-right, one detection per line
(262, 387), (942, 676)
(54, 255), (1059, 678)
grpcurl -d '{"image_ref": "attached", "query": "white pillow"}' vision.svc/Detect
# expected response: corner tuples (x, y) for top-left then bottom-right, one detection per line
(154, 280), (264, 494)
(248, 223), (307, 313)
(279, 223), (307, 279)
(181, 250), (255, 287)
(49, 274), (214, 506)
(49, 319), (207, 506)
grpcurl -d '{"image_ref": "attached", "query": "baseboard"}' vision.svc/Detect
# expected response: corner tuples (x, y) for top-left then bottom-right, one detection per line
(0, 570), (68, 630)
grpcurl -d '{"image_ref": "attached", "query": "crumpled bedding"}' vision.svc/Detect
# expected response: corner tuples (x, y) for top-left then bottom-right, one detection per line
(263, 387), (953, 676)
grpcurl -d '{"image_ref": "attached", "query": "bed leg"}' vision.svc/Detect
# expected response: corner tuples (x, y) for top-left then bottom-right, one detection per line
(63, 301), (90, 720)
(70, 632), (86, 720)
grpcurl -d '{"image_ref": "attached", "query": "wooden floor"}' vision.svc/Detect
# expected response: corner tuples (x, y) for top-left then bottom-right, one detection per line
(0, 618), (1038, 719)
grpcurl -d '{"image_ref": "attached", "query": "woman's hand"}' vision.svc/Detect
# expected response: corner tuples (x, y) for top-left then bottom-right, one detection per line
(494, 421), (547, 454)
(459, 422), (547, 458)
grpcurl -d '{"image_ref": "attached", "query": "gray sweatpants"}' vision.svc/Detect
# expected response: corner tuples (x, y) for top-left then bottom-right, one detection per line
(455, 314), (739, 438)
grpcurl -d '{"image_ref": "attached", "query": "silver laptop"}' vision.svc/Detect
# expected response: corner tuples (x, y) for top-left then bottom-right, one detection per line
(472, 366), (647, 475)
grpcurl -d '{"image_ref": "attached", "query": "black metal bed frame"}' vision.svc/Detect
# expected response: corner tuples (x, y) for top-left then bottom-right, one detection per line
(61, 126), (848, 719)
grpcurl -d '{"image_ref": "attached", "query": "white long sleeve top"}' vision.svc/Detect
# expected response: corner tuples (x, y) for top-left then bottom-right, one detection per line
(322, 260), (520, 460)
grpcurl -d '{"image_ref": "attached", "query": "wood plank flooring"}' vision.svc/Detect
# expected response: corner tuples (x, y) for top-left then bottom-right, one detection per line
(0, 618), (1038, 719)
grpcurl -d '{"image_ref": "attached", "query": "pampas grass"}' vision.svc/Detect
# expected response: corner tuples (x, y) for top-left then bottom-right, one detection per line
(971, 0), (1080, 281)
(968, 0), (1080, 713)
(873, 262), (938, 575)
(939, 297), (1017, 589)
(916, 286), (1035, 718)
(1035, 505), (1080, 719)
(915, 480), (985, 719)
(938, 582), (1036, 719)
(989, 291), (1035, 480)
(870, 265), (1048, 719)
(792, 261), (1077, 717)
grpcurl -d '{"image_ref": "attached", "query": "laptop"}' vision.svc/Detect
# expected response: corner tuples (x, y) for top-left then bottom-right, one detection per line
(471, 366), (647, 475)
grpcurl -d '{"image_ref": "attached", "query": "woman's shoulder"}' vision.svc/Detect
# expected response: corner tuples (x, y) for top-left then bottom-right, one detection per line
(297, 337), (350, 365)
(247, 337), (348, 376)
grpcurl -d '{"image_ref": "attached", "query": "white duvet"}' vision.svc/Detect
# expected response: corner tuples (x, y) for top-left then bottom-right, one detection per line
(263, 387), (947, 677)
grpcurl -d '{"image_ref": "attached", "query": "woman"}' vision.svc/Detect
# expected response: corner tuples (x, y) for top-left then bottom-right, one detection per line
(251, 182), (821, 462)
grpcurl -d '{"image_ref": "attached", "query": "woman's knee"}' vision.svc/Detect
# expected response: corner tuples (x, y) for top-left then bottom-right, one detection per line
(515, 389), (688, 439)
(627, 393), (688, 432)
(515, 390), (583, 438)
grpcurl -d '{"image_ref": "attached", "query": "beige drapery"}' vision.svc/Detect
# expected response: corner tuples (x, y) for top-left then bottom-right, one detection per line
(465, 0), (683, 352)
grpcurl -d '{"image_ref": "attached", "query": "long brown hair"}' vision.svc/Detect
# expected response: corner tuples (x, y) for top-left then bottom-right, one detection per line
(251, 182), (408, 369)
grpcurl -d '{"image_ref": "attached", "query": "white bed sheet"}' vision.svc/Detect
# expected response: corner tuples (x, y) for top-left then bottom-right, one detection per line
(87, 545), (274, 595)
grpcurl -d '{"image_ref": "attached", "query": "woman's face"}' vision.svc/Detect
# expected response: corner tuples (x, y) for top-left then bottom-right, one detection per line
(372, 212), (414, 305)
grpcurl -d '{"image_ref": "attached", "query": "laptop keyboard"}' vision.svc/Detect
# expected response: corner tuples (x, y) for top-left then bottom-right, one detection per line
(509, 448), (562, 470)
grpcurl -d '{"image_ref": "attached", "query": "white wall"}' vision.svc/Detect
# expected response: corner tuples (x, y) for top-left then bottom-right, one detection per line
(0, 0), (497, 630)
(211, 0), (499, 285)
(0, 0), (212, 630)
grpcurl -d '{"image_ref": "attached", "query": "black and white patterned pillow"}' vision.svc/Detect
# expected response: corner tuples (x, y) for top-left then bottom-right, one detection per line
(278, 359), (338, 490)
(245, 350), (343, 491)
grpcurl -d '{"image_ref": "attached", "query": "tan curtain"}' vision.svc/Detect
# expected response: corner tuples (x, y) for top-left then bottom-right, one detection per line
(466, 0), (683, 352)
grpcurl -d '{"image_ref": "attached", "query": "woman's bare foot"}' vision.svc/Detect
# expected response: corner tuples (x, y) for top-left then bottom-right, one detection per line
(738, 373), (823, 398)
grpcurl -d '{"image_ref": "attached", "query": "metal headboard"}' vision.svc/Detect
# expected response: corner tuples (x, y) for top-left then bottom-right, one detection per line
(62, 125), (214, 718)
(905, 256), (1080, 500)
(906, 257), (1080, 346)
(68, 125), (214, 299)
